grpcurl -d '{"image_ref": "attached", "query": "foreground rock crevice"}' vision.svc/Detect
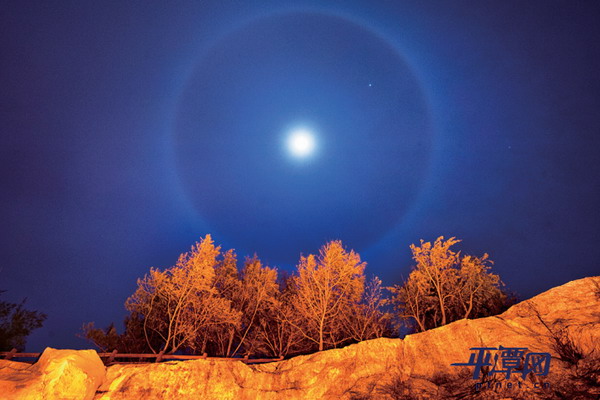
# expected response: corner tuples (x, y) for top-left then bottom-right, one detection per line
(1, 277), (598, 399)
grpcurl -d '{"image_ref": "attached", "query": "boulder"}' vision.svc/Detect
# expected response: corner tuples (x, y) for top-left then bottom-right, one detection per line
(0, 348), (105, 400)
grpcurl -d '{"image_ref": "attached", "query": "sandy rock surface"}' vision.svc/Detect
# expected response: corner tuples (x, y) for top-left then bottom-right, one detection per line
(0, 348), (105, 400)
(1, 276), (598, 399)
(95, 276), (600, 399)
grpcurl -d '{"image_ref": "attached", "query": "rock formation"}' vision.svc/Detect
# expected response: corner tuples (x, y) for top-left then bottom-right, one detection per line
(0, 348), (105, 400)
(1, 276), (598, 399)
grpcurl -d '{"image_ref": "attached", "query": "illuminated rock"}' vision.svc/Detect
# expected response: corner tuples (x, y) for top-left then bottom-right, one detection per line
(1, 277), (598, 399)
(0, 348), (105, 400)
(94, 276), (599, 399)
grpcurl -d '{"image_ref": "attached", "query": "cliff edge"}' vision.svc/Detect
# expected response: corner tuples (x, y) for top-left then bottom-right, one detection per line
(1, 276), (598, 400)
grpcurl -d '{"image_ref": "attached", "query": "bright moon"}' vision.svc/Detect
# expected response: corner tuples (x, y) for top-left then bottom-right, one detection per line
(287, 129), (316, 158)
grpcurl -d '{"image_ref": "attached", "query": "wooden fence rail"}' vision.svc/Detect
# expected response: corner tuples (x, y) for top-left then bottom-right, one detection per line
(0, 348), (284, 365)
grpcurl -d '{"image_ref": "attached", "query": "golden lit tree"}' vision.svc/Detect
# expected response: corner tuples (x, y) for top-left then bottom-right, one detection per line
(291, 240), (366, 351)
(342, 276), (392, 341)
(204, 254), (279, 357)
(125, 235), (239, 353)
(409, 237), (461, 327)
(389, 237), (508, 332)
(230, 256), (279, 356)
(453, 254), (506, 320)
(206, 249), (242, 356)
(387, 271), (434, 332)
(250, 273), (310, 357)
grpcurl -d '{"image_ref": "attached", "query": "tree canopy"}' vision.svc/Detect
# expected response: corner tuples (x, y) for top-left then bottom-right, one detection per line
(388, 236), (512, 333)
(83, 235), (511, 357)
(0, 293), (46, 351)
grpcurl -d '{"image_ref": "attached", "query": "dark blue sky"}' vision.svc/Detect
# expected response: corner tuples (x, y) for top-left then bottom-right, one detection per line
(2, 1), (599, 351)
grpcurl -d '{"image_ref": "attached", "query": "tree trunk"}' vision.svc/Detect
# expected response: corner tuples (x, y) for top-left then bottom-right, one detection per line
(464, 293), (474, 319)
(226, 328), (234, 357)
(439, 296), (447, 326)
(318, 316), (325, 351)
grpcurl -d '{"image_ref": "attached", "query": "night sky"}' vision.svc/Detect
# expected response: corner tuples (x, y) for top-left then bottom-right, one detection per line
(2, 1), (599, 351)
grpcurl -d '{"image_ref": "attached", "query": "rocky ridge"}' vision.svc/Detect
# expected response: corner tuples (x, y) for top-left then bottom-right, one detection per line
(1, 276), (598, 399)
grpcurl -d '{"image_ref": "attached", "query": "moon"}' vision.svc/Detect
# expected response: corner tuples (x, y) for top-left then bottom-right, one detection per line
(172, 12), (433, 262)
(287, 128), (316, 158)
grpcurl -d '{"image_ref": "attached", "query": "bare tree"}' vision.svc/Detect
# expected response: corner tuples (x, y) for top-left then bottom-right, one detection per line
(454, 254), (502, 320)
(387, 271), (436, 332)
(230, 256), (279, 357)
(291, 240), (366, 351)
(125, 235), (239, 353)
(409, 237), (461, 327)
(389, 237), (508, 333)
(207, 249), (241, 356)
(343, 276), (392, 341)
(250, 274), (310, 357)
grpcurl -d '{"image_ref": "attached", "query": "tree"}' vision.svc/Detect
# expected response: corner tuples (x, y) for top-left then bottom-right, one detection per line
(409, 237), (461, 327)
(250, 272), (310, 357)
(0, 293), (46, 351)
(342, 276), (393, 342)
(389, 237), (509, 332)
(290, 240), (366, 351)
(125, 235), (239, 353)
(230, 256), (278, 356)
(81, 322), (121, 352)
(81, 313), (162, 353)
(205, 249), (241, 356)
(206, 254), (278, 357)
(83, 236), (396, 358)
(387, 271), (435, 333)
(453, 254), (504, 320)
